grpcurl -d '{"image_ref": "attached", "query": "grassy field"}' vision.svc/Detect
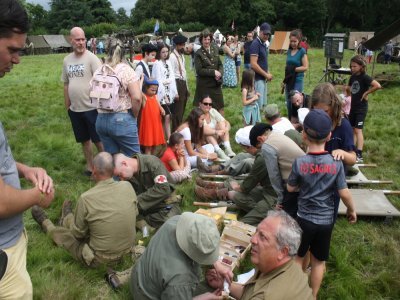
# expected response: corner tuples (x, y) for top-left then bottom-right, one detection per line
(0, 49), (399, 299)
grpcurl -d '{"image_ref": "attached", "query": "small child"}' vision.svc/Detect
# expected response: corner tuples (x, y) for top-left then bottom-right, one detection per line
(241, 69), (260, 125)
(287, 109), (357, 299)
(347, 55), (381, 162)
(139, 78), (165, 154)
(160, 132), (191, 183)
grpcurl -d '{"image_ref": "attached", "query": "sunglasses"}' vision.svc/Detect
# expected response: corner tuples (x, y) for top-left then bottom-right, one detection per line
(202, 102), (212, 106)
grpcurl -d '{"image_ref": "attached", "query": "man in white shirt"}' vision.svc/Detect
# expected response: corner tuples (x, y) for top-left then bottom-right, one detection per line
(170, 35), (190, 131)
(264, 104), (295, 134)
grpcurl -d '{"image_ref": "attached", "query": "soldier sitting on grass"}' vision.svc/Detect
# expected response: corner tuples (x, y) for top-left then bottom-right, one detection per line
(32, 152), (137, 267)
(113, 153), (181, 232)
(195, 125), (277, 226)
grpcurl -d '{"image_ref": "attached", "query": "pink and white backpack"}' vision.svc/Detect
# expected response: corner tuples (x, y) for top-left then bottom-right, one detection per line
(89, 64), (122, 111)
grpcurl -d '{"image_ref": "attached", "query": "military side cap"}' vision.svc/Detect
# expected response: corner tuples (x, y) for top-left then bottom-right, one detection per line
(173, 35), (187, 45)
(265, 104), (279, 118)
(249, 123), (272, 147)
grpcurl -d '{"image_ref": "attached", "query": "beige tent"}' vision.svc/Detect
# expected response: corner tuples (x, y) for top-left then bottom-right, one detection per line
(269, 31), (290, 54)
(348, 32), (374, 49)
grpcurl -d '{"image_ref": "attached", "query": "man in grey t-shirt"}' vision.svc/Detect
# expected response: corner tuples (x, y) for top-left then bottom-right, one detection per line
(0, 1), (55, 297)
(62, 27), (103, 176)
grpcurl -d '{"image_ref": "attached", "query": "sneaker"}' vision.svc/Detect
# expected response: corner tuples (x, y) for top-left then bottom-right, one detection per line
(59, 200), (73, 226)
(224, 146), (236, 158)
(216, 148), (230, 160)
(105, 268), (121, 290)
(31, 205), (49, 232)
(356, 153), (363, 163)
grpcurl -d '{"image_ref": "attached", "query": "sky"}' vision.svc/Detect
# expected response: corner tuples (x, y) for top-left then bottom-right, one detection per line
(26, 0), (137, 15)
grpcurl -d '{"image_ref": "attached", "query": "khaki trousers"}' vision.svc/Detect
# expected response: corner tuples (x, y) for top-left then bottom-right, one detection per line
(0, 230), (32, 300)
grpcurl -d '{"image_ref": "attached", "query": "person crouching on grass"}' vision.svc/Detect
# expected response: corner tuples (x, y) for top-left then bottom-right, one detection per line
(287, 109), (357, 299)
(346, 55), (381, 163)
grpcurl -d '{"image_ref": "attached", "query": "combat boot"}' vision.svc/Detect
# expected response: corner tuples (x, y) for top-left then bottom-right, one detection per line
(196, 156), (223, 173)
(31, 205), (50, 233)
(224, 145), (236, 158)
(195, 185), (229, 201)
(196, 177), (225, 189)
(216, 148), (230, 161)
(105, 268), (121, 290)
(58, 199), (73, 226)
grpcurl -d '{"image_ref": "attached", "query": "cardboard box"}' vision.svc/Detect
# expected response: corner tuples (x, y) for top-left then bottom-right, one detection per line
(218, 221), (256, 270)
(195, 207), (226, 230)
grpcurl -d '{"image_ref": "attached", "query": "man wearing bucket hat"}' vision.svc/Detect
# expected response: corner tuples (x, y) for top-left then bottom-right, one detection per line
(170, 34), (190, 131)
(106, 212), (233, 299)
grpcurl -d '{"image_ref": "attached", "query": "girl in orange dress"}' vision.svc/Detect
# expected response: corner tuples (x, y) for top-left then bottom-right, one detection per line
(139, 78), (166, 154)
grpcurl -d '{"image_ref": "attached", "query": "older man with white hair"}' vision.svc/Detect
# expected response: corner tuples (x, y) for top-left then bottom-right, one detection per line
(210, 210), (313, 300)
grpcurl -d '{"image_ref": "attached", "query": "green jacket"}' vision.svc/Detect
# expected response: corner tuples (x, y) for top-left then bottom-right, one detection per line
(128, 154), (176, 213)
(240, 152), (275, 197)
(193, 44), (224, 107)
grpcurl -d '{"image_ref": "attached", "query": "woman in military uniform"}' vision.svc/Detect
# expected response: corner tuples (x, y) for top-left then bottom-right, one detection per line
(193, 29), (225, 114)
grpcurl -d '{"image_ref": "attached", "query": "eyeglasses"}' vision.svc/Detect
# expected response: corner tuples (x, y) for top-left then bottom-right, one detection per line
(202, 102), (212, 106)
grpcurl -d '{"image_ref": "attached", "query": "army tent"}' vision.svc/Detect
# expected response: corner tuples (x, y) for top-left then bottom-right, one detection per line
(42, 35), (71, 53)
(26, 35), (51, 55)
(348, 32), (374, 50)
(269, 31), (290, 54)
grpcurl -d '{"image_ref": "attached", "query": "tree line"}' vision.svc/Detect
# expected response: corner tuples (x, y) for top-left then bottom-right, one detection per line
(23, 0), (400, 45)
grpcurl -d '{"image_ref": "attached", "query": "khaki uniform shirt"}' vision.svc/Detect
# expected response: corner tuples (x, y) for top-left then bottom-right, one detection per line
(241, 260), (313, 300)
(240, 152), (275, 197)
(128, 154), (176, 213)
(132, 215), (201, 299)
(262, 132), (305, 203)
(71, 178), (138, 257)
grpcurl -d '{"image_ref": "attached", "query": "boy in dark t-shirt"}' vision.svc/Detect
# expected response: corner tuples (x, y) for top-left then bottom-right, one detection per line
(287, 109), (357, 299)
(347, 55), (381, 162)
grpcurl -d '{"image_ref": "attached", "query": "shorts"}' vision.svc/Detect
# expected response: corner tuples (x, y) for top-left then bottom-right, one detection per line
(349, 110), (367, 129)
(68, 109), (101, 143)
(296, 217), (334, 261)
(235, 59), (241, 67)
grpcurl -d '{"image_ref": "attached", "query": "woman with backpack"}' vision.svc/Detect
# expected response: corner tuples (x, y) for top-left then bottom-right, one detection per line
(93, 38), (143, 156)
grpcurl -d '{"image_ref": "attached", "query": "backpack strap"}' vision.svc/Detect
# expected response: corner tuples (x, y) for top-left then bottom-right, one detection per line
(102, 64), (123, 87)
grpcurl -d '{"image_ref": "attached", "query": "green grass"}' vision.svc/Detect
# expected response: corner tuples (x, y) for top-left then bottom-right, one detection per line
(0, 50), (399, 299)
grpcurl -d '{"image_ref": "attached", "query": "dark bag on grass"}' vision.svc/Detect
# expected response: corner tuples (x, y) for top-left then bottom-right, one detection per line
(0, 249), (8, 281)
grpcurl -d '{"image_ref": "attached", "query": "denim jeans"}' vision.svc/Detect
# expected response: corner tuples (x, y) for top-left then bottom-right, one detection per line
(96, 112), (140, 156)
(255, 79), (267, 110)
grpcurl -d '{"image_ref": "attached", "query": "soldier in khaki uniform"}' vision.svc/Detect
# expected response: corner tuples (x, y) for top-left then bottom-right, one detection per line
(32, 152), (137, 267)
(208, 211), (313, 300)
(113, 153), (181, 229)
(193, 29), (224, 113)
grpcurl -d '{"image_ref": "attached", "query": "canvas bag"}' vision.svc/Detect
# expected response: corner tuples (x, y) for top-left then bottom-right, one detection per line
(90, 64), (122, 111)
